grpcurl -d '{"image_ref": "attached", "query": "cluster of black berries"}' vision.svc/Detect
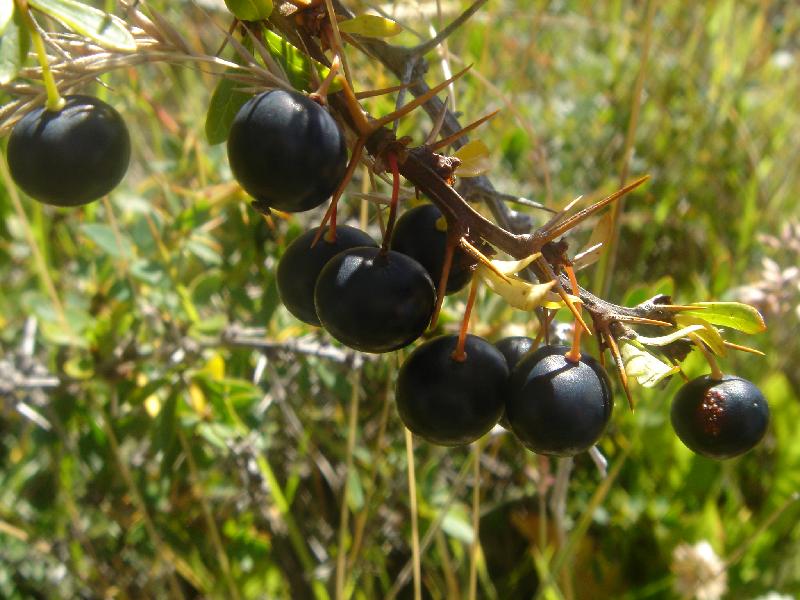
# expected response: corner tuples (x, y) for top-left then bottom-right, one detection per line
(8, 87), (770, 461)
(228, 89), (771, 461)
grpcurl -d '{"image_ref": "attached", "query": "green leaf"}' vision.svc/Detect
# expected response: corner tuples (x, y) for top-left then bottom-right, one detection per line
(620, 340), (680, 388)
(674, 314), (727, 356)
(262, 28), (342, 93)
(338, 14), (402, 38)
(28, 0), (136, 52)
(79, 223), (134, 259)
(0, 8), (30, 85)
(205, 76), (251, 145)
(0, 0), (13, 37)
(681, 302), (767, 334)
(454, 139), (492, 177)
(346, 469), (364, 512)
(223, 0), (272, 21)
(441, 505), (474, 544)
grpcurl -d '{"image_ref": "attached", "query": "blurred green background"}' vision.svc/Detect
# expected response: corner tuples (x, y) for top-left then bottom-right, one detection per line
(1, 0), (799, 598)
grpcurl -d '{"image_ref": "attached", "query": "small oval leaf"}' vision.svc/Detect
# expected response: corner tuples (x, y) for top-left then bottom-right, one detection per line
(223, 0), (272, 22)
(454, 139), (492, 177)
(0, 7), (30, 85)
(338, 14), (402, 38)
(28, 0), (136, 52)
(262, 28), (342, 93)
(681, 302), (766, 334)
(205, 75), (251, 145)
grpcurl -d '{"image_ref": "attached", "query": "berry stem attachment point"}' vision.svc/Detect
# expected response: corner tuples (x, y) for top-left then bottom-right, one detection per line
(381, 153), (402, 253)
(429, 230), (459, 328)
(312, 54), (341, 103)
(313, 138), (366, 247)
(688, 333), (724, 380)
(452, 277), (479, 362)
(564, 266), (583, 363)
(17, 2), (65, 112)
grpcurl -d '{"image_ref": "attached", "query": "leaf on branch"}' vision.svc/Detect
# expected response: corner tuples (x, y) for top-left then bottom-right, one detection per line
(454, 139), (491, 177)
(0, 0), (13, 36)
(0, 7), (29, 85)
(262, 28), (342, 93)
(338, 14), (403, 38)
(680, 302), (767, 334)
(223, 0), (273, 22)
(29, 0), (136, 52)
(206, 75), (251, 145)
(488, 252), (541, 276)
(674, 314), (727, 356)
(619, 340), (680, 388)
(636, 324), (706, 347)
(477, 265), (555, 311)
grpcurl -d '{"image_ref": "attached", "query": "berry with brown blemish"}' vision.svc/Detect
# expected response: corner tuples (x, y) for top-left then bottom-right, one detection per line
(671, 375), (769, 459)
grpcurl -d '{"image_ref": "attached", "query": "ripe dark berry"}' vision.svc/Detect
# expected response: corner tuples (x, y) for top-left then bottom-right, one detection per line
(507, 345), (613, 456)
(7, 95), (130, 207)
(397, 334), (508, 446)
(494, 336), (535, 369)
(671, 375), (769, 459)
(314, 247), (435, 353)
(389, 203), (474, 294)
(494, 336), (535, 429)
(227, 89), (347, 213)
(276, 226), (377, 326)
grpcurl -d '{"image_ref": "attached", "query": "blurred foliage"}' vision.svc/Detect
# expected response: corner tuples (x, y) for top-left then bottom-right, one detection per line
(1, 0), (799, 598)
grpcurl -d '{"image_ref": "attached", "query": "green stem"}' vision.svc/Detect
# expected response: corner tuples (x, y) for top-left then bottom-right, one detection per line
(689, 333), (724, 380)
(335, 362), (361, 600)
(16, 1), (65, 111)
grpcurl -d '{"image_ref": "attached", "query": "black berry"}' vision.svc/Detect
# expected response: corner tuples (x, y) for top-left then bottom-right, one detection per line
(397, 334), (508, 446)
(8, 95), (130, 207)
(494, 336), (536, 369)
(277, 226), (377, 326)
(314, 247), (435, 353)
(389, 203), (474, 294)
(227, 89), (347, 213)
(494, 336), (536, 429)
(507, 345), (613, 456)
(671, 375), (769, 459)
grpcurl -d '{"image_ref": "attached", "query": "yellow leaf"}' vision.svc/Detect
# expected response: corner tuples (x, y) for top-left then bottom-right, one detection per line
(144, 394), (161, 418)
(675, 315), (727, 356)
(478, 265), (555, 311)
(203, 353), (226, 381)
(619, 341), (680, 388)
(188, 383), (207, 414)
(454, 140), (492, 177)
(338, 14), (402, 37)
(488, 252), (541, 276)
